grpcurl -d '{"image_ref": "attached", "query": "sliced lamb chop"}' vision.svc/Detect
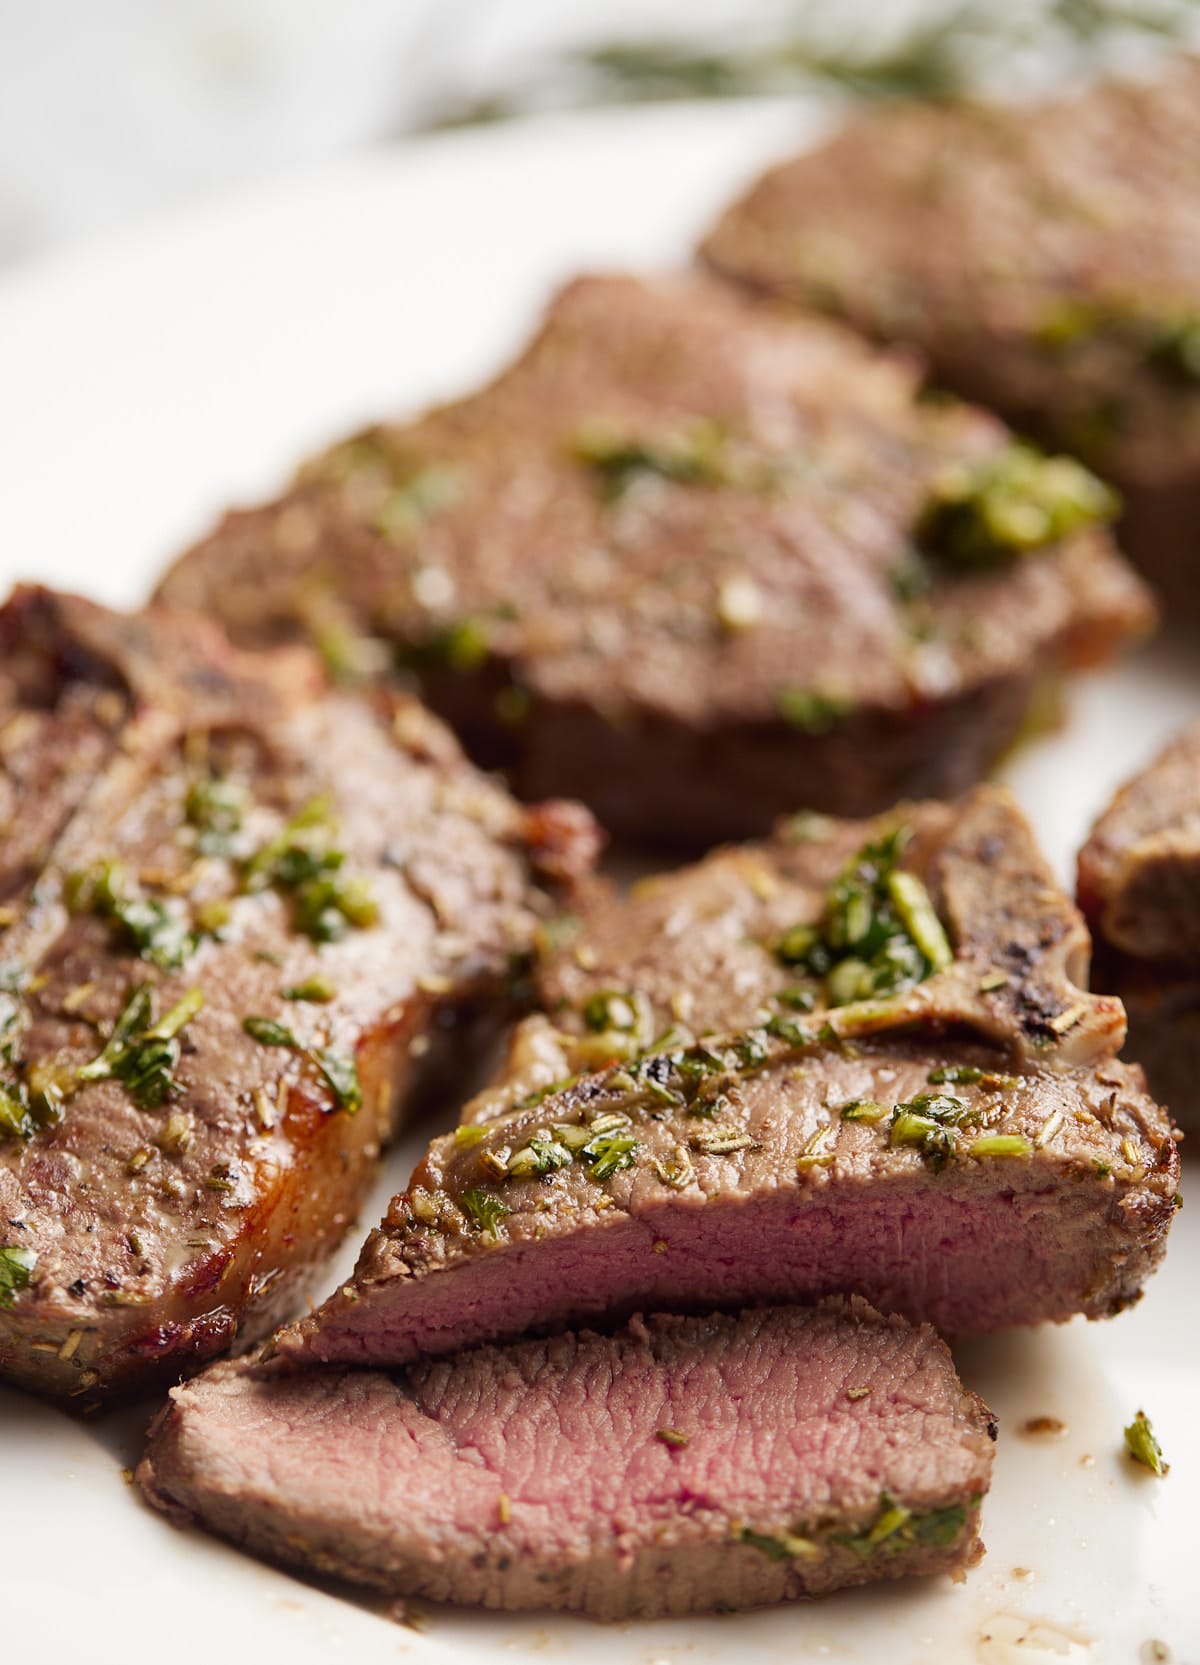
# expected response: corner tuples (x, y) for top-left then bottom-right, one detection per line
(155, 273), (1152, 847)
(0, 587), (595, 1406)
(702, 58), (1200, 619)
(1078, 719), (1200, 1123)
(139, 1298), (996, 1620)
(270, 788), (1176, 1369)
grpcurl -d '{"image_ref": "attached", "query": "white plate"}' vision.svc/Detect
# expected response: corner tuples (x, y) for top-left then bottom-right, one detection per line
(2, 100), (1198, 1665)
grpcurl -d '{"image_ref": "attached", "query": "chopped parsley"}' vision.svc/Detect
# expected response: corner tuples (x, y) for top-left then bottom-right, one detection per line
(284, 974), (337, 1003)
(242, 1016), (298, 1048)
(581, 990), (641, 1035)
(185, 776), (246, 856)
(1038, 296), (1200, 387)
(65, 861), (195, 971)
(1124, 1410), (1169, 1477)
(777, 687), (853, 734)
(888, 1092), (981, 1170)
(773, 826), (952, 1008)
(927, 1063), (1017, 1088)
(739, 1525), (821, 1562)
(460, 1188), (511, 1239)
(572, 418), (734, 500)
(241, 799), (378, 943)
(0, 1245), (36, 1310)
(967, 1133), (1032, 1158)
(915, 442), (1119, 570)
(373, 465), (461, 543)
(78, 985), (204, 1109)
(241, 1014), (361, 1112)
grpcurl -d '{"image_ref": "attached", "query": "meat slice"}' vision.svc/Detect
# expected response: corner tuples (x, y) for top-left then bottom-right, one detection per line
(0, 588), (595, 1407)
(155, 273), (1152, 847)
(139, 1299), (996, 1619)
(271, 788), (1177, 1370)
(701, 59), (1200, 618)
(1078, 720), (1200, 1123)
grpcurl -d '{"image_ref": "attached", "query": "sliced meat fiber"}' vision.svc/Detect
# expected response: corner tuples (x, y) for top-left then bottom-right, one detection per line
(139, 1299), (996, 1620)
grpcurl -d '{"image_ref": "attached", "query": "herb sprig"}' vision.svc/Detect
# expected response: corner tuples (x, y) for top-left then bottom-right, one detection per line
(773, 826), (952, 1008)
(78, 985), (205, 1109)
(241, 1013), (362, 1113)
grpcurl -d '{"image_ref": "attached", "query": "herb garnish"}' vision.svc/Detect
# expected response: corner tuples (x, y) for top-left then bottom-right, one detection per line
(835, 1494), (969, 1558)
(773, 826), (952, 1008)
(777, 687), (853, 734)
(185, 776), (246, 856)
(65, 862), (195, 971)
(240, 1014), (362, 1113)
(739, 1525), (821, 1562)
(915, 443), (1119, 570)
(1124, 1410), (1169, 1477)
(241, 799), (378, 944)
(284, 974), (337, 1003)
(1038, 296), (1200, 388)
(573, 418), (734, 500)
(927, 1063), (1017, 1089)
(78, 986), (204, 1109)
(461, 1188), (511, 1239)
(888, 1092), (982, 1170)
(0, 1245), (36, 1310)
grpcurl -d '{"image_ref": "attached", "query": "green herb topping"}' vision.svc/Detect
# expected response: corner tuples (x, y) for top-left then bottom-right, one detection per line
(1124, 1410), (1169, 1477)
(242, 1016), (298, 1048)
(460, 1188), (511, 1239)
(65, 861), (195, 971)
(241, 798), (378, 944)
(967, 1133), (1033, 1158)
(1037, 296), (1200, 387)
(777, 687), (853, 734)
(582, 990), (641, 1035)
(773, 826), (952, 1008)
(241, 1015), (362, 1113)
(655, 1428), (690, 1449)
(0, 1245), (36, 1310)
(927, 1063), (1017, 1089)
(78, 985), (204, 1109)
(835, 1494), (969, 1558)
(837, 1097), (889, 1124)
(573, 418), (734, 500)
(373, 466), (461, 543)
(284, 974), (337, 1003)
(739, 1525), (822, 1562)
(888, 1093), (982, 1170)
(915, 442), (1119, 570)
(185, 776), (246, 856)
